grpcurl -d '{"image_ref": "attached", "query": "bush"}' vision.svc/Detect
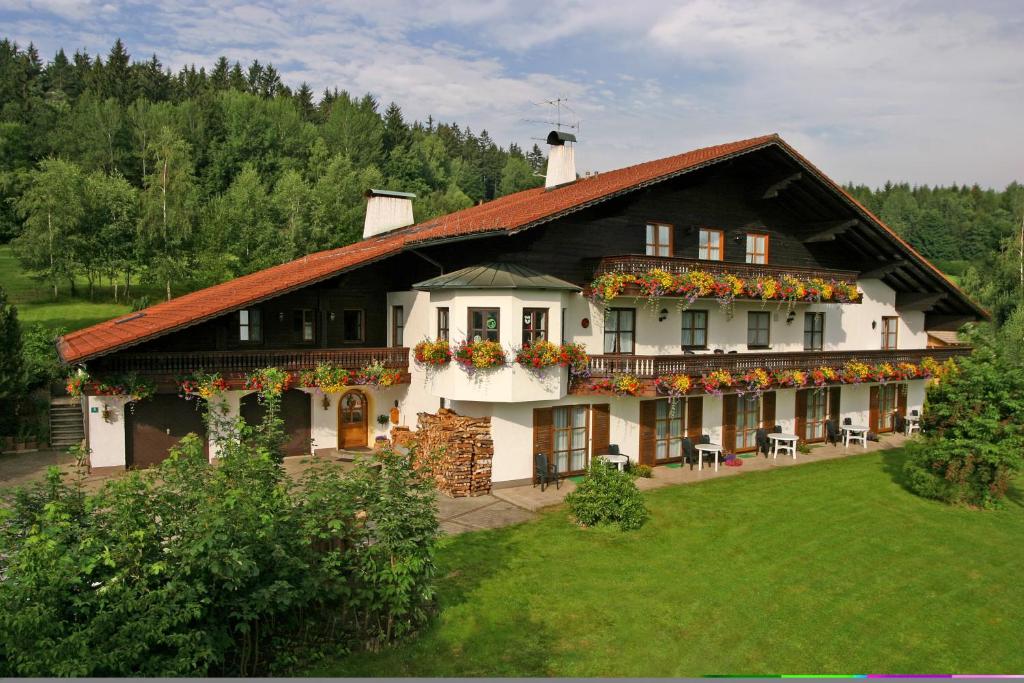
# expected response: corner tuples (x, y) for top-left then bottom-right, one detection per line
(0, 408), (439, 675)
(627, 462), (653, 478)
(565, 459), (649, 531)
(902, 352), (1024, 508)
(21, 324), (65, 390)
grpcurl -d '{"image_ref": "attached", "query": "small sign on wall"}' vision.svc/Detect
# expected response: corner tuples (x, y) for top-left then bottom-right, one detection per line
(90, 406), (99, 413)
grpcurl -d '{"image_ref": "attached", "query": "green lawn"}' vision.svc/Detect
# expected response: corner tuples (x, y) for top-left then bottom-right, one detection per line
(0, 245), (132, 332)
(313, 449), (1024, 676)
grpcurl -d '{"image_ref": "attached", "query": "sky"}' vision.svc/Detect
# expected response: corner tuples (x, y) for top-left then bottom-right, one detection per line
(2, 0), (1022, 188)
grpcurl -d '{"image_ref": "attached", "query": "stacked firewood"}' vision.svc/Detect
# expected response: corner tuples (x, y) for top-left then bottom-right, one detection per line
(392, 408), (493, 497)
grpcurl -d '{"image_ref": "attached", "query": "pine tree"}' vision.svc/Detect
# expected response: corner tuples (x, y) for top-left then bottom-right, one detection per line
(0, 287), (25, 435)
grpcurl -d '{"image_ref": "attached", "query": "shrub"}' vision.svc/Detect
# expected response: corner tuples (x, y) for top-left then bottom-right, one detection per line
(0, 411), (439, 675)
(565, 459), (649, 531)
(902, 352), (1024, 508)
(627, 462), (653, 478)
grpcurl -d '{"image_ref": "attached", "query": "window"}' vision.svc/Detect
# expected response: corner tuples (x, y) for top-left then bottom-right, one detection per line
(698, 228), (724, 261)
(804, 312), (824, 351)
(522, 308), (549, 345)
(655, 399), (685, 462)
(881, 316), (898, 349)
(681, 310), (708, 349)
(239, 308), (262, 343)
(437, 307), (449, 341)
(747, 311), (771, 348)
(646, 222), (672, 256)
(736, 395), (761, 450)
(342, 309), (364, 342)
(603, 308), (635, 354)
(294, 309), (315, 342)
(392, 305), (405, 347)
(745, 233), (769, 264)
(553, 405), (588, 474)
(469, 308), (500, 342)
(805, 389), (828, 441)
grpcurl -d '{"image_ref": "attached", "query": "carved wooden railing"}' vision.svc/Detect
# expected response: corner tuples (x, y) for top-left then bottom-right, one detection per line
(95, 347), (410, 377)
(592, 255), (860, 284)
(584, 346), (969, 380)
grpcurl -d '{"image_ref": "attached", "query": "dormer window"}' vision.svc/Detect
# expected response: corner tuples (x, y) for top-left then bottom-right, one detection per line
(646, 222), (672, 256)
(746, 232), (769, 264)
(698, 228), (724, 261)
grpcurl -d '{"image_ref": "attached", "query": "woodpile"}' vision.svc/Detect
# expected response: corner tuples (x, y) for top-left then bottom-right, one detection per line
(391, 408), (493, 497)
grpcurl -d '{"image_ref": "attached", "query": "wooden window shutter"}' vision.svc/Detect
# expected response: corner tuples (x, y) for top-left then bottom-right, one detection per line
(762, 391), (777, 429)
(869, 386), (880, 432)
(722, 395), (738, 453)
(591, 403), (611, 456)
(532, 408), (554, 476)
(896, 383), (908, 417)
(795, 389), (808, 441)
(686, 397), (703, 440)
(638, 400), (657, 466)
(828, 387), (841, 422)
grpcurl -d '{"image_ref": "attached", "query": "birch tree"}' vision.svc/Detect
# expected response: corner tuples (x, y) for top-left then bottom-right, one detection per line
(141, 126), (196, 300)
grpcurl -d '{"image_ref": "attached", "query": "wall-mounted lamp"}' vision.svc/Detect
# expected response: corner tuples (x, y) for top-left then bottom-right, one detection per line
(871, 320), (877, 330)
(321, 394), (331, 410)
(658, 308), (668, 322)
(786, 310), (796, 324)
(278, 311), (286, 323)
(329, 311), (336, 321)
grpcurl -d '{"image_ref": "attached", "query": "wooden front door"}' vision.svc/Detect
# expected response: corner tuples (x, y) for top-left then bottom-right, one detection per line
(338, 390), (367, 449)
(240, 389), (312, 456)
(127, 394), (208, 469)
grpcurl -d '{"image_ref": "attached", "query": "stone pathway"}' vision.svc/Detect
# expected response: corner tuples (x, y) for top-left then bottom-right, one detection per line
(1, 433), (910, 535)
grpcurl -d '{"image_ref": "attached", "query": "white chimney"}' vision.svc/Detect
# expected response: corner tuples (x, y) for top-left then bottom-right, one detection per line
(363, 189), (415, 239)
(545, 130), (577, 189)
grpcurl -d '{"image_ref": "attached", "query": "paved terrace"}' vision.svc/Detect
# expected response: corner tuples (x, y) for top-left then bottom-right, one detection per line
(0, 433), (910, 535)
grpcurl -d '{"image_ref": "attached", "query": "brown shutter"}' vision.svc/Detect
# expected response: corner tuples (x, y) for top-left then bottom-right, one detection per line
(722, 395), (737, 453)
(686, 397), (703, 440)
(828, 387), (841, 422)
(533, 407), (554, 481)
(638, 400), (657, 466)
(762, 391), (777, 429)
(869, 385), (880, 432)
(591, 403), (611, 457)
(795, 389), (808, 441)
(896, 383), (908, 418)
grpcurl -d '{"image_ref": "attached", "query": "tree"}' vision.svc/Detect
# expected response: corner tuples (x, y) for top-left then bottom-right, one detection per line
(13, 158), (84, 297)
(498, 154), (541, 196)
(81, 170), (139, 300)
(0, 287), (25, 435)
(140, 126), (197, 300)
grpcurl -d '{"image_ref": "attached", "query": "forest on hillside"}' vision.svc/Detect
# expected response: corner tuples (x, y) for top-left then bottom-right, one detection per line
(0, 37), (1021, 309)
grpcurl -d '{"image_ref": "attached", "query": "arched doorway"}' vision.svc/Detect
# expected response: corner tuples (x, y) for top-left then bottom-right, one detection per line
(338, 390), (368, 449)
(240, 389), (312, 456)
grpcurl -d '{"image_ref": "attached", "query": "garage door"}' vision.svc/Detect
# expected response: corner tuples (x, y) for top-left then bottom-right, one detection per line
(240, 389), (312, 456)
(127, 394), (208, 469)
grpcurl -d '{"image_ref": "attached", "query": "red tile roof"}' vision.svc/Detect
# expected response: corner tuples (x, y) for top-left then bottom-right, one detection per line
(56, 132), (984, 364)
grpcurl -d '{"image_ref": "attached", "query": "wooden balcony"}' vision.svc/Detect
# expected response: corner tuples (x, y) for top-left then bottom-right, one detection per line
(93, 347), (410, 386)
(593, 255), (860, 283)
(577, 346), (970, 394)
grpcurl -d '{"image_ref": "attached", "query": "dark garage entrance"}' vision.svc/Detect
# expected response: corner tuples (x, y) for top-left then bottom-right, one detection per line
(240, 389), (312, 456)
(127, 393), (209, 469)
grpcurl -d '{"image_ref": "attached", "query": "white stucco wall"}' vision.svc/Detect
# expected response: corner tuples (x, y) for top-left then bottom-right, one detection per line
(86, 395), (127, 469)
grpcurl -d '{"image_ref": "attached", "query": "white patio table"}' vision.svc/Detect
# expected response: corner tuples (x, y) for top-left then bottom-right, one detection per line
(768, 432), (799, 459)
(694, 443), (723, 472)
(600, 453), (628, 471)
(843, 424), (869, 448)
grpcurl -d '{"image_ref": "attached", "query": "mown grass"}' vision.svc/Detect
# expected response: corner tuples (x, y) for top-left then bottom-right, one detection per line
(0, 245), (133, 332)
(312, 449), (1024, 676)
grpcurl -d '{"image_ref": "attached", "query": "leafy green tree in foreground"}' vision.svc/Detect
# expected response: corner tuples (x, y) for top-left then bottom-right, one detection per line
(0, 287), (24, 434)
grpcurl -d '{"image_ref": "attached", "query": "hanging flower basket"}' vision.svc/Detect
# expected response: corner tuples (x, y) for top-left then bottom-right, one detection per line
(701, 369), (735, 395)
(413, 339), (452, 366)
(453, 340), (506, 371)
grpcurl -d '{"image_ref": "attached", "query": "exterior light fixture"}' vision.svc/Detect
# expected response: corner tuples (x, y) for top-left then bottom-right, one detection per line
(786, 310), (796, 324)
(278, 311), (285, 323)
(871, 320), (877, 330)
(658, 308), (669, 322)
(329, 311), (336, 321)
(321, 394), (331, 410)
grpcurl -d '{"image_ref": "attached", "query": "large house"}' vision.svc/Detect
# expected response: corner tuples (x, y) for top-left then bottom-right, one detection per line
(57, 132), (984, 483)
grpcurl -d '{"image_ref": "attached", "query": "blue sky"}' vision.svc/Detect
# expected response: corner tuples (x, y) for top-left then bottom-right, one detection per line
(3, 0), (1022, 187)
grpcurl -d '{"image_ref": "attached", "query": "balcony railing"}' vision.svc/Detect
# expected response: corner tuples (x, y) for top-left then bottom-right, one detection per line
(592, 255), (860, 283)
(94, 347), (410, 378)
(582, 346), (970, 381)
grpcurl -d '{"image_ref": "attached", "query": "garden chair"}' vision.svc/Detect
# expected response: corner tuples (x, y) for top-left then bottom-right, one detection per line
(697, 434), (717, 469)
(681, 436), (696, 469)
(825, 419), (840, 446)
(533, 452), (560, 492)
(755, 427), (771, 457)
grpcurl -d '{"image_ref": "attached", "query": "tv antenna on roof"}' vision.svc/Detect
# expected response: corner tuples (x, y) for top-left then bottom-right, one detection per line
(523, 96), (581, 140)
